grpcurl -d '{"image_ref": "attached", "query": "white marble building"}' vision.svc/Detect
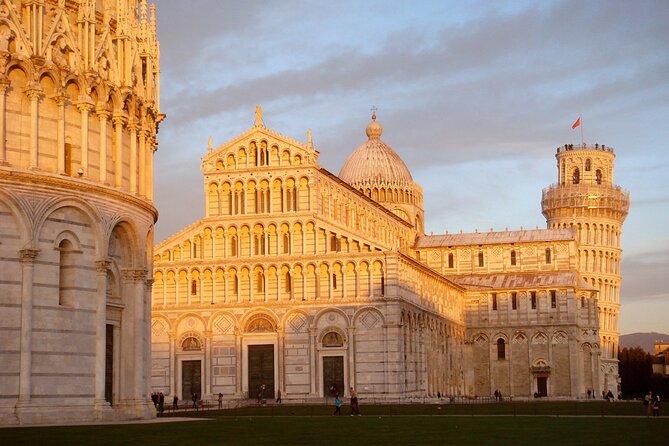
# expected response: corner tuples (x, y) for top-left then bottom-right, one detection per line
(0, 0), (163, 425)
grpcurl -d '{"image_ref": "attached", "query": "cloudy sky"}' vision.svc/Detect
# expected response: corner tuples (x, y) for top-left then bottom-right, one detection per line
(152, 0), (669, 335)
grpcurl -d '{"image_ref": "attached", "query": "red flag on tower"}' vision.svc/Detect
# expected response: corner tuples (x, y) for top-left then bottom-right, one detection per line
(571, 116), (581, 129)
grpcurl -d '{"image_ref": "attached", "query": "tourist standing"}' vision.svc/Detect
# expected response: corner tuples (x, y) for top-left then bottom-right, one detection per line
(218, 392), (223, 409)
(349, 387), (360, 415)
(173, 394), (179, 410)
(192, 393), (198, 410)
(333, 394), (342, 416)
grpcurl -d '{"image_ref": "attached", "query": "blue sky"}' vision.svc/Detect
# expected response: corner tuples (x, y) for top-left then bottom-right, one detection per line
(152, 0), (669, 335)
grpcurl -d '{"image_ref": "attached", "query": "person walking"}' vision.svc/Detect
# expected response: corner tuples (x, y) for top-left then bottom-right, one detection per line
(333, 394), (342, 416)
(349, 387), (360, 416)
(158, 392), (165, 413)
(276, 389), (282, 404)
(652, 394), (661, 417)
(192, 393), (198, 410)
(173, 394), (179, 411)
(218, 392), (223, 409)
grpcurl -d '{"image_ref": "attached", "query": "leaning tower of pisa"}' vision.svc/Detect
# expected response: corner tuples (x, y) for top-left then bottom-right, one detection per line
(541, 143), (630, 394)
(0, 0), (162, 425)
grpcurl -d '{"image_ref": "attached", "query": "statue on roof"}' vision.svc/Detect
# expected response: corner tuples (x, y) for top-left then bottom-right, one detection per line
(255, 105), (263, 127)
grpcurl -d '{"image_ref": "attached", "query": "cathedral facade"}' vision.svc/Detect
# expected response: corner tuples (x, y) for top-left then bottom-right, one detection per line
(151, 109), (628, 402)
(0, 0), (162, 425)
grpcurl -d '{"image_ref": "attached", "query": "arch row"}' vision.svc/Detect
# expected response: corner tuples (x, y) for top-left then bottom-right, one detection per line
(3, 63), (160, 198)
(154, 219), (382, 263)
(318, 176), (416, 253)
(152, 257), (387, 307)
(205, 175), (310, 217)
(208, 139), (305, 171)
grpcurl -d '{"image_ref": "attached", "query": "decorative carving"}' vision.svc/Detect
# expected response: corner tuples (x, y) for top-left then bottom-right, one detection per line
(287, 313), (308, 333)
(95, 259), (111, 274)
(321, 330), (345, 347)
(19, 249), (39, 264)
(359, 311), (380, 329)
(214, 315), (235, 334)
(246, 313), (275, 333)
(121, 268), (148, 282)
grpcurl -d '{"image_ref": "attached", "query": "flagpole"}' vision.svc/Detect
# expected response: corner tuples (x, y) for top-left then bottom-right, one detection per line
(580, 113), (584, 147)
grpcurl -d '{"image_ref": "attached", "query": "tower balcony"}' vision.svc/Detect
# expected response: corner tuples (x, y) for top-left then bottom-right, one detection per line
(541, 183), (630, 221)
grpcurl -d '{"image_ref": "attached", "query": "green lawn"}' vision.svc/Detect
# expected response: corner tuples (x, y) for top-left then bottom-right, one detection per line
(1, 402), (666, 446)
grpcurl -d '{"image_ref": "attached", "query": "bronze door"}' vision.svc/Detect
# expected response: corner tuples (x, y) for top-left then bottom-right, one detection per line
(537, 377), (548, 397)
(248, 345), (274, 400)
(105, 324), (113, 404)
(323, 356), (344, 397)
(182, 360), (202, 401)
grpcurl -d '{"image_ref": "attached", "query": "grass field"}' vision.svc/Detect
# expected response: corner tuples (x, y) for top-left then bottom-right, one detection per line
(1, 402), (666, 446)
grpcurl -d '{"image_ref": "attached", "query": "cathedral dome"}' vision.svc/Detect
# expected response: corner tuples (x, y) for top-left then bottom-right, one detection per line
(339, 115), (414, 187)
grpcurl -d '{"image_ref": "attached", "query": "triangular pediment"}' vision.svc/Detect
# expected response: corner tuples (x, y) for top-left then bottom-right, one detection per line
(201, 124), (319, 173)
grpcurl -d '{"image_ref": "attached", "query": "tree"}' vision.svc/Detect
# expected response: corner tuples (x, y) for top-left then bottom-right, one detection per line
(618, 347), (652, 398)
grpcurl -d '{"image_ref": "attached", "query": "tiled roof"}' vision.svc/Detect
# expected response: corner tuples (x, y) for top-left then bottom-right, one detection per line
(449, 270), (596, 291)
(415, 228), (575, 248)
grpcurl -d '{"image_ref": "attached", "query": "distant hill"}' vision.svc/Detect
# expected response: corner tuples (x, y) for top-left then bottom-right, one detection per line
(619, 332), (669, 354)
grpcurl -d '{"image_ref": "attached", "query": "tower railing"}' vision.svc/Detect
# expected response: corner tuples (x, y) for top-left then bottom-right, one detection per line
(556, 143), (615, 153)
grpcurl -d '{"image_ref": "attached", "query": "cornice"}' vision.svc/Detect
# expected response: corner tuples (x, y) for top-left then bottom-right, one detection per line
(0, 167), (158, 222)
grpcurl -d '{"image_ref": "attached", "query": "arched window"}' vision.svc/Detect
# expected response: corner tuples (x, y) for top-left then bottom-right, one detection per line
(510, 250), (517, 266)
(256, 271), (264, 292)
(492, 293), (498, 311)
(231, 235), (238, 257)
(511, 292), (517, 310)
(284, 272), (292, 292)
(332, 273), (337, 289)
(550, 290), (557, 308)
(572, 168), (580, 184)
(545, 248), (551, 264)
(585, 158), (591, 171)
(58, 239), (75, 306)
(595, 169), (602, 184)
(478, 251), (484, 267)
(530, 291), (537, 309)
(191, 279), (197, 295)
(497, 338), (506, 360)
(448, 253), (454, 269)
(330, 234), (339, 252)
(282, 233), (290, 254)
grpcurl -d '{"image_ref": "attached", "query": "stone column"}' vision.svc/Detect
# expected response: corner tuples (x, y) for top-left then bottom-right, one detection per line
(17, 249), (39, 405)
(148, 140), (156, 201)
(235, 330), (243, 397)
(26, 85), (43, 169)
(123, 268), (148, 405)
(96, 108), (111, 183)
(53, 95), (67, 174)
(76, 98), (94, 176)
(128, 121), (138, 193)
(204, 331), (212, 397)
(138, 129), (148, 196)
(309, 328), (317, 396)
(0, 78), (10, 164)
(277, 328), (285, 395)
(113, 115), (126, 187)
(93, 260), (111, 411)
(347, 326), (356, 392)
(168, 332), (176, 397)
